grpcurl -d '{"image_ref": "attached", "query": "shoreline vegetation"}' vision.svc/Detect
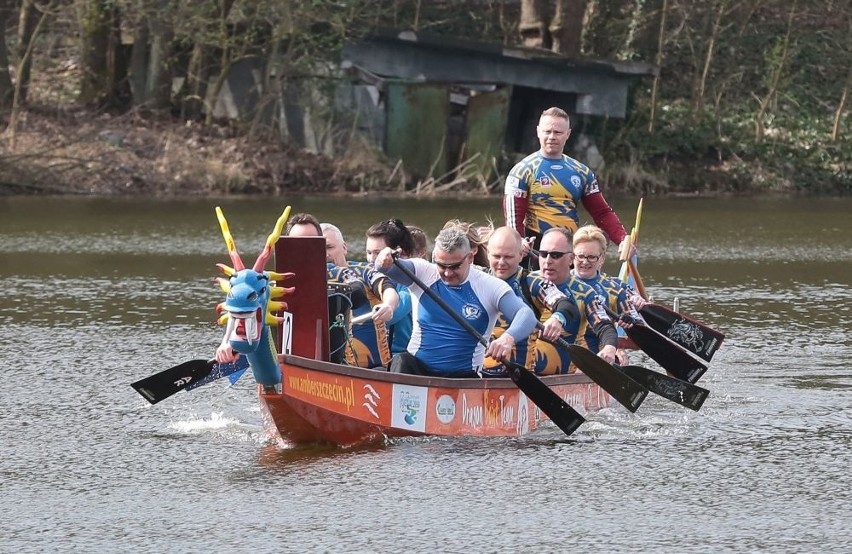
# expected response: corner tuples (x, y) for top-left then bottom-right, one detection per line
(0, 2), (849, 197)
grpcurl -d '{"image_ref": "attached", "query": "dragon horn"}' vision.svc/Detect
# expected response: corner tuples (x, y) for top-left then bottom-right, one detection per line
(216, 207), (245, 271)
(252, 206), (292, 272)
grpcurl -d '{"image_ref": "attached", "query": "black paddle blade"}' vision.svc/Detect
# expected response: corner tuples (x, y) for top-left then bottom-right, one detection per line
(640, 304), (725, 362)
(617, 365), (710, 412)
(508, 363), (585, 436)
(566, 344), (648, 413)
(626, 324), (708, 384)
(131, 359), (215, 405)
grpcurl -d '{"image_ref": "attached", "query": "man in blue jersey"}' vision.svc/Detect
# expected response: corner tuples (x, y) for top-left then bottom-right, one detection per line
(373, 227), (537, 378)
(503, 107), (633, 268)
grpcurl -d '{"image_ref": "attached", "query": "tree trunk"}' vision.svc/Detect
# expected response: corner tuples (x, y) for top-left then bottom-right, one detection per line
(0, 0), (14, 111)
(551, 0), (587, 57)
(129, 15), (150, 107)
(13, 0), (39, 108)
(648, 0), (669, 133)
(145, 0), (174, 110)
(7, 1), (50, 147)
(832, 66), (850, 142)
(204, 0), (237, 125)
(695, 1), (726, 115)
(754, 1), (796, 143)
(79, 0), (122, 107)
(519, 0), (550, 49)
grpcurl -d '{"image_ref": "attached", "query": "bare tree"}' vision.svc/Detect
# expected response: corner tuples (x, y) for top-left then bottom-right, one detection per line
(648, 0), (668, 132)
(0, 0), (14, 111)
(754, 0), (796, 143)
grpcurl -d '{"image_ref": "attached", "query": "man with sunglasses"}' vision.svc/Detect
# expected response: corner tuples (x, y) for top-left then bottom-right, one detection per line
(373, 226), (537, 378)
(504, 107), (633, 269)
(533, 227), (619, 374)
(482, 226), (582, 376)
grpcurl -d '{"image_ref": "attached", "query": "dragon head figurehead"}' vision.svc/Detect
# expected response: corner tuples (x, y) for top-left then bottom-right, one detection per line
(214, 206), (294, 387)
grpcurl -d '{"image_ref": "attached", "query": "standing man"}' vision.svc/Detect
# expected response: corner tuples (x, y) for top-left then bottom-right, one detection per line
(504, 107), (632, 267)
(373, 227), (537, 378)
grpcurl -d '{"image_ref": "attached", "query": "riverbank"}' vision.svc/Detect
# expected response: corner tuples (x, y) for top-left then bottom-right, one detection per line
(1, 108), (398, 197)
(0, 108), (846, 197)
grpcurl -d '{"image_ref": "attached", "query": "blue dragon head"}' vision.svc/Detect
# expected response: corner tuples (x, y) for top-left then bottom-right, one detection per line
(214, 206), (294, 386)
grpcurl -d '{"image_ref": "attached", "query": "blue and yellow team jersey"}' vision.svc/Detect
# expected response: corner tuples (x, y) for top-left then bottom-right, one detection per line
(325, 262), (391, 369)
(573, 272), (633, 354)
(483, 267), (539, 376)
(505, 151), (599, 235)
(530, 273), (610, 375)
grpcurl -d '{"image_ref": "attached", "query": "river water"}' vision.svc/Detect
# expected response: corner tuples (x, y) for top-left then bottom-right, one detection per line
(1, 195), (850, 552)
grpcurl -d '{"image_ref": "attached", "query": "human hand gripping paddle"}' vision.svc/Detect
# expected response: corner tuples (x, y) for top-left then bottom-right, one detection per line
(535, 323), (648, 412)
(131, 355), (249, 405)
(390, 256), (585, 437)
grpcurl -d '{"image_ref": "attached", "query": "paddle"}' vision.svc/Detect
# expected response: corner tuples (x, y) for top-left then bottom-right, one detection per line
(638, 303), (725, 362)
(536, 325), (648, 413)
(131, 356), (248, 405)
(391, 256), (585, 437)
(604, 306), (708, 384)
(615, 364), (709, 411)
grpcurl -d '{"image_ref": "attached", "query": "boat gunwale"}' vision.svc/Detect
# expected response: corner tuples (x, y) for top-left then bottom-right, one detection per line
(278, 353), (594, 390)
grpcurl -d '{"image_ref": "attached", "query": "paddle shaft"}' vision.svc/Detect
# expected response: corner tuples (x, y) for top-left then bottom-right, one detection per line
(391, 257), (585, 436)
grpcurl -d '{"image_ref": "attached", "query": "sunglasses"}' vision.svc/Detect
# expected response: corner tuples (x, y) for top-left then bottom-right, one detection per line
(537, 250), (572, 260)
(435, 260), (466, 271)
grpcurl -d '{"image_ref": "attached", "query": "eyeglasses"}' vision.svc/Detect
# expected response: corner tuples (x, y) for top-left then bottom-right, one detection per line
(538, 250), (572, 260)
(435, 260), (465, 271)
(574, 254), (601, 262)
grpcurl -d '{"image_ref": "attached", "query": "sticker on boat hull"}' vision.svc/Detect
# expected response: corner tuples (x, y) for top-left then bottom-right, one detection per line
(391, 384), (428, 432)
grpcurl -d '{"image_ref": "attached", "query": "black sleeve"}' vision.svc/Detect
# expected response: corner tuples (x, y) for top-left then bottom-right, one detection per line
(552, 296), (581, 326)
(590, 318), (618, 349)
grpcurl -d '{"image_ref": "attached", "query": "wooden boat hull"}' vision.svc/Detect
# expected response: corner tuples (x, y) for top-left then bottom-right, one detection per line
(258, 354), (612, 447)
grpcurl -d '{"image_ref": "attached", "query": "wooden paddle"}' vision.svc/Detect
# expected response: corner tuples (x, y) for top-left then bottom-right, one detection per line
(391, 257), (585, 437)
(535, 324), (648, 413)
(639, 303), (725, 362)
(131, 356), (249, 405)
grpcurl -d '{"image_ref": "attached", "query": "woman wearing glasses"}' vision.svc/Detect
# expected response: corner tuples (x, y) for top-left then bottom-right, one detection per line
(533, 227), (619, 374)
(571, 225), (647, 366)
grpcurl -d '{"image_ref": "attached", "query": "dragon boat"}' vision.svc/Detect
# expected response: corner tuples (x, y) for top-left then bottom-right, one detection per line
(203, 206), (614, 448)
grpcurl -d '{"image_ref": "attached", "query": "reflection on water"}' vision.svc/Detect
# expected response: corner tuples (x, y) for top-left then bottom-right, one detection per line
(1, 195), (851, 551)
